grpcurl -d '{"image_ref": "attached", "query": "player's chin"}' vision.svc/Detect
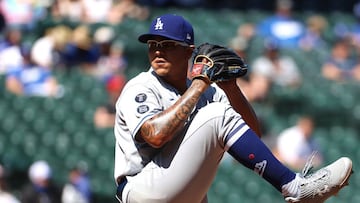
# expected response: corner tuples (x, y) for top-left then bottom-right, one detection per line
(152, 62), (169, 72)
(153, 67), (170, 77)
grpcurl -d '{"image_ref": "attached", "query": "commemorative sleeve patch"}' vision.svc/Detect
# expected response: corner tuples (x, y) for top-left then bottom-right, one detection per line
(135, 93), (147, 103)
(137, 105), (149, 114)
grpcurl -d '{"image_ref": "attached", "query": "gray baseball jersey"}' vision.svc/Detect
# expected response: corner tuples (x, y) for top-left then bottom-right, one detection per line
(114, 67), (228, 178)
(114, 67), (249, 202)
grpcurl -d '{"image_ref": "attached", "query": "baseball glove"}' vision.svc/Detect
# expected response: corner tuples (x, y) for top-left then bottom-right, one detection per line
(190, 43), (248, 83)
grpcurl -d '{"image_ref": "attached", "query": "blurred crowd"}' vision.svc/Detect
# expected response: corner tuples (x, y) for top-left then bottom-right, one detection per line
(138, 0), (358, 12)
(0, 161), (91, 203)
(1, 0), (360, 103)
(232, 0), (360, 104)
(1, 0), (360, 202)
(228, 0), (360, 170)
(0, 0), (142, 128)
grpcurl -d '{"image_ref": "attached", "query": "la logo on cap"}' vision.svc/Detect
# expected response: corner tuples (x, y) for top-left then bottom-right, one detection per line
(187, 33), (191, 40)
(155, 18), (163, 30)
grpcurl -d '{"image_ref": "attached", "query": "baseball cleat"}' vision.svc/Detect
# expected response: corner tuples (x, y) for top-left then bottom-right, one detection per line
(282, 157), (353, 203)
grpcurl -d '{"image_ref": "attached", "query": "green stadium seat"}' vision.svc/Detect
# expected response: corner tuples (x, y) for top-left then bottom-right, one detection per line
(32, 117), (48, 134)
(0, 102), (9, 118)
(0, 136), (7, 155)
(244, 179), (261, 199)
(256, 191), (281, 202)
(40, 129), (59, 148)
(339, 128), (358, 156)
(226, 192), (243, 203)
(2, 146), (30, 170)
(11, 96), (27, 112)
(326, 147), (343, 161)
(96, 154), (113, 171)
(349, 195), (360, 203)
(64, 150), (86, 169)
(2, 113), (18, 134)
(63, 117), (79, 134)
(89, 86), (108, 105)
(9, 128), (26, 146)
(84, 136), (101, 159)
(103, 130), (116, 148)
(51, 105), (67, 123)
(54, 133), (71, 158)
(72, 131), (87, 148)
(229, 167), (249, 185)
(41, 98), (59, 114)
(22, 132), (38, 157)
(212, 180), (231, 198)
(207, 195), (222, 203)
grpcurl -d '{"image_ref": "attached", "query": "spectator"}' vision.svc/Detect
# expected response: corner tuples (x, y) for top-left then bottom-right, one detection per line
(256, 0), (305, 49)
(329, 1), (360, 47)
(251, 38), (302, 87)
(349, 2), (360, 49)
(31, 25), (73, 70)
(236, 23), (256, 43)
(61, 25), (100, 73)
(0, 0), (34, 31)
(273, 116), (323, 170)
(94, 74), (126, 128)
(20, 160), (62, 203)
(0, 26), (23, 74)
(321, 37), (360, 82)
(91, 27), (128, 129)
(228, 23), (255, 59)
(5, 44), (64, 98)
(237, 38), (302, 102)
(62, 166), (92, 203)
(92, 26), (128, 83)
(228, 32), (250, 59)
(107, 0), (150, 24)
(53, 0), (86, 22)
(91, 27), (129, 129)
(82, 0), (113, 23)
(0, 164), (20, 203)
(299, 14), (329, 52)
(229, 24), (262, 103)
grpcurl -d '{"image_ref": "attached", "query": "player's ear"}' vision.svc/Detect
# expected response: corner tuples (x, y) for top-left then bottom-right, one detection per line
(189, 45), (196, 50)
(186, 45), (195, 57)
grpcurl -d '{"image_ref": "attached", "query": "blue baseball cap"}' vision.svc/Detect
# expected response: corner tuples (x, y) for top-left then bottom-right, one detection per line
(138, 14), (194, 45)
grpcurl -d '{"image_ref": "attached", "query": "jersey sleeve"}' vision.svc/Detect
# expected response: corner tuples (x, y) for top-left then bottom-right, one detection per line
(116, 83), (163, 140)
(212, 84), (230, 104)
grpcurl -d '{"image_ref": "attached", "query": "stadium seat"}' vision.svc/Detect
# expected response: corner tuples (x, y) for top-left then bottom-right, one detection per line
(22, 132), (38, 157)
(1, 113), (18, 134)
(53, 133), (71, 158)
(84, 136), (101, 159)
(0, 135), (6, 155)
(72, 131), (88, 148)
(32, 117), (48, 134)
(40, 130), (58, 148)
(226, 192), (244, 203)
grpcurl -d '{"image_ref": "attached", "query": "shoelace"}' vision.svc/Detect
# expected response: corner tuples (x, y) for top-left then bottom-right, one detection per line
(301, 151), (318, 177)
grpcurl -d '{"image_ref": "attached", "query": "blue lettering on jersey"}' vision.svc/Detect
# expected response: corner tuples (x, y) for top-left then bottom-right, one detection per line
(137, 105), (149, 114)
(135, 93), (147, 103)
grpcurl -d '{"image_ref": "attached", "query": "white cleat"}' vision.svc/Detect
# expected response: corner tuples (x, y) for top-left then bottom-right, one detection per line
(283, 157), (353, 203)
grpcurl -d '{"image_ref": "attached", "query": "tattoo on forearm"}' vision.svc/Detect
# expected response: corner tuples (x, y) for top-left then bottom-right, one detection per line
(141, 81), (205, 145)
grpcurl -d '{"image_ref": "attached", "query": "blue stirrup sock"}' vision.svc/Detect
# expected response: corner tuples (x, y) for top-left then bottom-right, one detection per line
(226, 128), (296, 191)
